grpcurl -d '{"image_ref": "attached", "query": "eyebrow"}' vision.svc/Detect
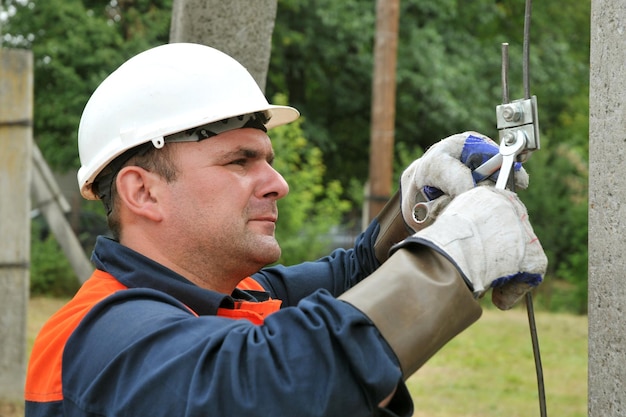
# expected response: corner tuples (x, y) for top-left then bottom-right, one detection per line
(219, 146), (275, 164)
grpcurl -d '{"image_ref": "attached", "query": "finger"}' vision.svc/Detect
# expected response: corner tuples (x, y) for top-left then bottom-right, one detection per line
(491, 281), (533, 310)
(514, 166), (530, 189)
(413, 153), (476, 197)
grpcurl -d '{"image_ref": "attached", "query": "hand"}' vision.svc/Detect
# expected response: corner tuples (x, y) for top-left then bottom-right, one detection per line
(405, 186), (547, 310)
(400, 131), (529, 231)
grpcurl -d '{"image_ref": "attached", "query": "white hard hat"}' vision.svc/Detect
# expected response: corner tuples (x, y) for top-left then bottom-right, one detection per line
(77, 42), (300, 200)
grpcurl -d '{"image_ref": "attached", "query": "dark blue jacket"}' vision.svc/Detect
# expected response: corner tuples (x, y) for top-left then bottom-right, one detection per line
(25, 220), (412, 416)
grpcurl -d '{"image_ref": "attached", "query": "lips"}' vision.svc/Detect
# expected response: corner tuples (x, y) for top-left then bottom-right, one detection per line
(249, 208), (278, 223)
(248, 204), (278, 224)
(250, 216), (277, 223)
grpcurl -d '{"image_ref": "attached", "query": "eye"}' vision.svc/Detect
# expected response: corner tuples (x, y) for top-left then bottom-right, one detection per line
(229, 158), (248, 166)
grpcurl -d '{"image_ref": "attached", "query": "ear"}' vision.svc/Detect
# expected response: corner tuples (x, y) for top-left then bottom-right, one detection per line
(115, 166), (164, 222)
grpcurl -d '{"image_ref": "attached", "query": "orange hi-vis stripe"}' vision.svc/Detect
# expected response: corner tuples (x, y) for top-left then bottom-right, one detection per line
(25, 270), (128, 402)
(236, 277), (266, 291)
(25, 272), (281, 403)
(221, 277), (282, 324)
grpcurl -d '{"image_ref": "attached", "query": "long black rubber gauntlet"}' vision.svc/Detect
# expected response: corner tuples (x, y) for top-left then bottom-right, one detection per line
(373, 192), (413, 263)
(339, 246), (482, 379)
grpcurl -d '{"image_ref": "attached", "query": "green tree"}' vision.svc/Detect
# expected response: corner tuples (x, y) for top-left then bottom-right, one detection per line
(2, 0), (591, 311)
(270, 0), (590, 312)
(1, 0), (124, 168)
(270, 0), (590, 184)
(0, 0), (172, 170)
(271, 95), (352, 264)
(270, 0), (376, 187)
(30, 219), (80, 296)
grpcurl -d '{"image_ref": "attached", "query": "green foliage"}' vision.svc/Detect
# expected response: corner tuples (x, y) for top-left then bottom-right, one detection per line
(0, 0), (171, 171)
(270, 0), (590, 313)
(30, 220), (80, 297)
(271, 95), (352, 265)
(270, 0), (376, 186)
(2, 0), (123, 168)
(271, 0), (590, 178)
(2, 0), (590, 311)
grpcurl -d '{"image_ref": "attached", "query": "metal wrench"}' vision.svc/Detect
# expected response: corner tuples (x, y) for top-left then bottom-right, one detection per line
(496, 132), (525, 189)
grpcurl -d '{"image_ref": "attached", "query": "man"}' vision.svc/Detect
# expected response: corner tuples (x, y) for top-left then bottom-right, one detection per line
(25, 43), (547, 417)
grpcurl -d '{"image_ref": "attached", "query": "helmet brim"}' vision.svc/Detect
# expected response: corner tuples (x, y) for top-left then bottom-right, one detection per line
(265, 105), (300, 129)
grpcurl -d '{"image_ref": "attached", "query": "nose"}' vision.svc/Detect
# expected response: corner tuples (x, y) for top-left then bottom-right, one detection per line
(259, 163), (289, 200)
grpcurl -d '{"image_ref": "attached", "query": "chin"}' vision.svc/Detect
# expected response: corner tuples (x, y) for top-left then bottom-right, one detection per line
(255, 245), (281, 266)
(242, 235), (280, 266)
(262, 250), (281, 265)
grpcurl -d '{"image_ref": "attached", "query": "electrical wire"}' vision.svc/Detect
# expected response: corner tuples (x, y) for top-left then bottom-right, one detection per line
(522, 0), (547, 415)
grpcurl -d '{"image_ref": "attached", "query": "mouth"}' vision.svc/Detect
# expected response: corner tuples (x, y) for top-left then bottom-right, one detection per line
(250, 215), (277, 223)
(248, 216), (278, 233)
(247, 205), (278, 230)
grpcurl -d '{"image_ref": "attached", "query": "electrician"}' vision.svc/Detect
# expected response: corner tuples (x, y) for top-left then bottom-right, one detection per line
(25, 43), (546, 417)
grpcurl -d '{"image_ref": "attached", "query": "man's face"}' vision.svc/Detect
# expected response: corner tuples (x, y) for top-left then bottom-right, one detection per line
(161, 128), (289, 281)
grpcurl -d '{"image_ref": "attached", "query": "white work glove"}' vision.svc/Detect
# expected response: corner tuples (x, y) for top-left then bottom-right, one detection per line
(400, 131), (529, 231)
(398, 186), (547, 310)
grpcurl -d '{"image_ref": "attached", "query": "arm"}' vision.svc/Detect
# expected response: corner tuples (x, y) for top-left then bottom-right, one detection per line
(254, 131), (528, 304)
(253, 192), (411, 305)
(341, 187), (547, 377)
(63, 288), (410, 417)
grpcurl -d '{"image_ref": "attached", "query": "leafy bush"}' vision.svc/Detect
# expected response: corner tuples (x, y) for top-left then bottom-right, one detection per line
(30, 220), (80, 297)
(271, 95), (352, 265)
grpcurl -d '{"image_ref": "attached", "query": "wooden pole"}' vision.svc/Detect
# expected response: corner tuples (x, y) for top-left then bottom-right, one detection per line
(367, 0), (400, 222)
(0, 47), (33, 400)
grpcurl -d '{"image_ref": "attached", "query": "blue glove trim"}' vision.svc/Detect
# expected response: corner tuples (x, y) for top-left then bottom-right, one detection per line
(461, 135), (499, 171)
(490, 272), (543, 288)
(462, 134), (523, 184)
(421, 134), (524, 201)
(422, 185), (444, 201)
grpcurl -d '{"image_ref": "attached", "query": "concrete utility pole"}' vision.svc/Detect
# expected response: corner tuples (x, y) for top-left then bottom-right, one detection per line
(588, 1), (626, 416)
(366, 0), (400, 222)
(0, 47), (33, 400)
(170, 0), (278, 92)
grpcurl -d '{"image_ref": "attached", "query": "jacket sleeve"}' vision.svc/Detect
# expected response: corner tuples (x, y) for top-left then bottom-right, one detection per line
(62, 288), (411, 417)
(252, 219), (382, 305)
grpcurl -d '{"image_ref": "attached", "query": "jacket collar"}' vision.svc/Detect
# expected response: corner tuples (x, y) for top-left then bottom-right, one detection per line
(91, 236), (264, 315)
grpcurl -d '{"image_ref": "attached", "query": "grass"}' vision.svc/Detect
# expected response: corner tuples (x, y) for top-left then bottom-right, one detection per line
(2, 297), (587, 417)
(1, 297), (69, 417)
(407, 301), (588, 417)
